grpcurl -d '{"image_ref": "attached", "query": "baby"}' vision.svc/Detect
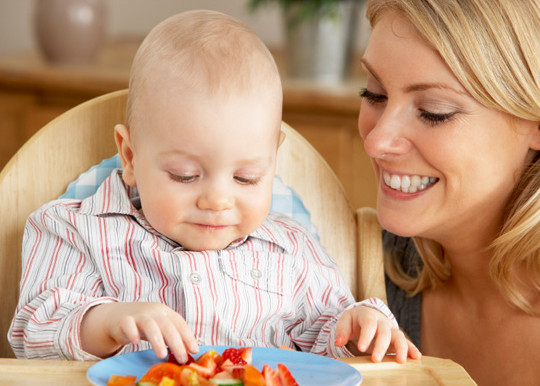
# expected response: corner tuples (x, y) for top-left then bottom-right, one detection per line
(9, 10), (419, 364)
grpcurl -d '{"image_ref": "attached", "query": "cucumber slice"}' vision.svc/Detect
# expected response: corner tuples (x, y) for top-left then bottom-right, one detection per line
(209, 378), (243, 385)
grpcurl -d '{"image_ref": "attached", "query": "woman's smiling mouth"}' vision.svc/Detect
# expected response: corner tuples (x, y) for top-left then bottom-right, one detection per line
(383, 171), (439, 193)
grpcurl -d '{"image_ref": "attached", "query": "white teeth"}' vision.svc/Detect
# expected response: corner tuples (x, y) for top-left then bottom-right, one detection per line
(383, 172), (438, 193)
(401, 175), (411, 192)
(390, 175), (401, 189)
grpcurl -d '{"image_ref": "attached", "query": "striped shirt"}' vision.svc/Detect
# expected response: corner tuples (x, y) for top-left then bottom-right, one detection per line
(9, 170), (395, 360)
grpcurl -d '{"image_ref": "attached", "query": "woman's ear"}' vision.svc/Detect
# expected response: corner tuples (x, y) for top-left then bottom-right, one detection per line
(114, 124), (137, 186)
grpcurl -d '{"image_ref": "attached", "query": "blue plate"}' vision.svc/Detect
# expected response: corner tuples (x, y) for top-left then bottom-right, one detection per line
(87, 346), (362, 385)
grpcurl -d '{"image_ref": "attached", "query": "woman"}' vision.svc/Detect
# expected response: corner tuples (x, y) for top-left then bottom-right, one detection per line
(359, 0), (540, 384)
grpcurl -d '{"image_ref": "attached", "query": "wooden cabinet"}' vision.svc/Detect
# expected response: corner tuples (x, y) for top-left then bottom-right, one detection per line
(0, 41), (376, 209)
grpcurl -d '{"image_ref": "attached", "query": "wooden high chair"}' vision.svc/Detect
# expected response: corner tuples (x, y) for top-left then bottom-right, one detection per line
(0, 90), (385, 358)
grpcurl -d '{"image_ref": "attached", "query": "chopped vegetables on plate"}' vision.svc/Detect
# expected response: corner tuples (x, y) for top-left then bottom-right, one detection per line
(107, 347), (299, 386)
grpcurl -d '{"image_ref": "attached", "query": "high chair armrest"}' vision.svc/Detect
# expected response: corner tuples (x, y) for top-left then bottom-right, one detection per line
(356, 207), (387, 304)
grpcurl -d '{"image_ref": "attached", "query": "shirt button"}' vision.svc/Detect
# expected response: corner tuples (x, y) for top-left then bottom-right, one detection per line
(190, 272), (202, 284)
(250, 268), (262, 280)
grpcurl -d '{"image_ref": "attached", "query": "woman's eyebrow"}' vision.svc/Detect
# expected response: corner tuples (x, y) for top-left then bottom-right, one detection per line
(360, 58), (383, 85)
(361, 57), (469, 96)
(404, 82), (469, 96)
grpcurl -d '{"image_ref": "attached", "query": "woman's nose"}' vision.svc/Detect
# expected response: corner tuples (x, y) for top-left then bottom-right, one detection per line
(197, 186), (234, 211)
(360, 110), (412, 160)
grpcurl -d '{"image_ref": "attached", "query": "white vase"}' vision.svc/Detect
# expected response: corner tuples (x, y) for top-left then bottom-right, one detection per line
(284, 1), (360, 83)
(34, 0), (107, 65)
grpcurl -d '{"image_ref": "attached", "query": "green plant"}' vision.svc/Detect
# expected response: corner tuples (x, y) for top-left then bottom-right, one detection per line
(247, 0), (362, 25)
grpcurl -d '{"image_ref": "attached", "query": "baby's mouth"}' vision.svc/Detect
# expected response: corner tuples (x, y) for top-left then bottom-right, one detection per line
(383, 171), (439, 193)
(195, 223), (228, 230)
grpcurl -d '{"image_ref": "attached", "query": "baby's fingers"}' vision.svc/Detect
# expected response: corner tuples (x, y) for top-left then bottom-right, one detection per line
(390, 331), (422, 363)
(370, 322), (392, 362)
(356, 316), (378, 353)
(334, 312), (353, 347)
(164, 317), (198, 363)
(407, 339), (422, 360)
(115, 315), (141, 346)
(390, 329), (408, 363)
(138, 317), (168, 359)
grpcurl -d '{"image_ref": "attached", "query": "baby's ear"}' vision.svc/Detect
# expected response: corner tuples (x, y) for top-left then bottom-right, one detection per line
(114, 124), (137, 186)
(278, 130), (286, 147)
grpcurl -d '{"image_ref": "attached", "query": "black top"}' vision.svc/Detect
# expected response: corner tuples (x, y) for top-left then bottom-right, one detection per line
(383, 231), (423, 349)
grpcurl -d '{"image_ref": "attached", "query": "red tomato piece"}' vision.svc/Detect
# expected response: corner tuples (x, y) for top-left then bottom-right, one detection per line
(139, 362), (185, 384)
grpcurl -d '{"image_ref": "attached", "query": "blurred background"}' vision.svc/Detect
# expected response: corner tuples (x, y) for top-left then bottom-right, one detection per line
(0, 0), (369, 56)
(0, 0), (376, 209)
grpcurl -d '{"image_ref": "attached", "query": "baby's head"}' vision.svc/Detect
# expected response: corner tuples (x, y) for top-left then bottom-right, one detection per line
(115, 10), (284, 251)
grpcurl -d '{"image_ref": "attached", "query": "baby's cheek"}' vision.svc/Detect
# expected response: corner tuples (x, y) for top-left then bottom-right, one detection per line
(142, 200), (176, 231)
(250, 197), (272, 222)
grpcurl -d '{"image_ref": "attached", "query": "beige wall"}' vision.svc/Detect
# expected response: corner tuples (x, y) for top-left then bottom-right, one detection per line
(0, 0), (368, 56)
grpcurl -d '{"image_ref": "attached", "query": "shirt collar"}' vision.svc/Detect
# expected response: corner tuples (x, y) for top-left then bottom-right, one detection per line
(79, 169), (140, 217)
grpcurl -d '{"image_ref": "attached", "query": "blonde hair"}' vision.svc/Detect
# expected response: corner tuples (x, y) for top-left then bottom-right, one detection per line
(126, 10), (281, 128)
(366, 0), (540, 314)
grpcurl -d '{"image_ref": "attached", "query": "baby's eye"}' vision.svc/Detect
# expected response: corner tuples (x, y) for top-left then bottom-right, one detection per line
(234, 176), (261, 185)
(169, 173), (198, 183)
(359, 88), (387, 105)
(419, 110), (457, 127)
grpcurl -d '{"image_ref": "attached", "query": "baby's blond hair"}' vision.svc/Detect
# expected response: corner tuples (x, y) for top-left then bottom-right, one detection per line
(126, 10), (281, 128)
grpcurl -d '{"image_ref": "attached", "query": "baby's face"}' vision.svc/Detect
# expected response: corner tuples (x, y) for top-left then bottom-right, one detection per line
(121, 84), (282, 251)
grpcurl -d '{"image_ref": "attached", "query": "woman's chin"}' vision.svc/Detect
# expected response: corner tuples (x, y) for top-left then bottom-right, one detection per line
(376, 209), (420, 238)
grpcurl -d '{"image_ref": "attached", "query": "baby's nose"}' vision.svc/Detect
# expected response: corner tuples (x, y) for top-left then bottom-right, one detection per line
(197, 189), (234, 211)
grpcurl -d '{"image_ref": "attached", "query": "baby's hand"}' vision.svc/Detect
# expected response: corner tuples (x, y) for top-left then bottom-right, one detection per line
(81, 302), (198, 362)
(334, 305), (421, 363)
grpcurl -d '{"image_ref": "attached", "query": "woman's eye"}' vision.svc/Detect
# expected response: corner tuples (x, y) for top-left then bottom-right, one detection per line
(169, 173), (198, 183)
(359, 88), (387, 105)
(419, 110), (457, 126)
(235, 176), (261, 185)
